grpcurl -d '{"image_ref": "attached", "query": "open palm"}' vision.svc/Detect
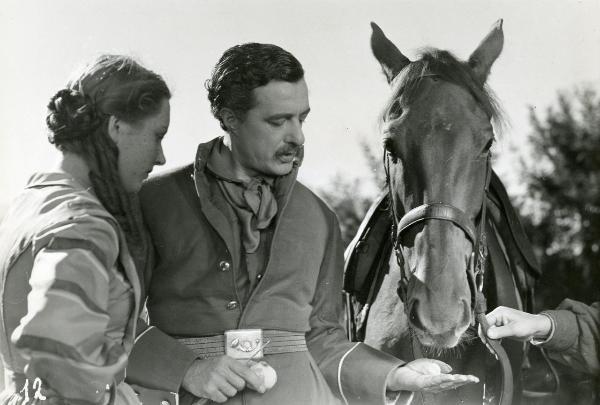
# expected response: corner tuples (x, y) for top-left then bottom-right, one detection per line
(387, 358), (479, 394)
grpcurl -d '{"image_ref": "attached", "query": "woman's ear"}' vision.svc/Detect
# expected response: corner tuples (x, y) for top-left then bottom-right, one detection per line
(220, 108), (238, 135)
(107, 115), (121, 144)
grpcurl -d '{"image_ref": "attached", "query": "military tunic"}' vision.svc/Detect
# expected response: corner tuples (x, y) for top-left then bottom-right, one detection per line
(127, 138), (407, 404)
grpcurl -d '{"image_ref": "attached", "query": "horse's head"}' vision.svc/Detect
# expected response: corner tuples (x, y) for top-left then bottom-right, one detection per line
(371, 21), (504, 348)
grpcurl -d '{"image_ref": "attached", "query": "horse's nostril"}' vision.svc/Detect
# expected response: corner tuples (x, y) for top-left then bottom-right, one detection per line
(409, 300), (424, 330)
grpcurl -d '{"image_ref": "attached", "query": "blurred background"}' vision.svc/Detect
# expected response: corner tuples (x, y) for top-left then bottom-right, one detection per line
(1, 0), (599, 400)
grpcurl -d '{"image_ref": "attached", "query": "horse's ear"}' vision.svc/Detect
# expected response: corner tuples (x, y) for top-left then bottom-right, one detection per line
(370, 22), (410, 84)
(468, 19), (504, 84)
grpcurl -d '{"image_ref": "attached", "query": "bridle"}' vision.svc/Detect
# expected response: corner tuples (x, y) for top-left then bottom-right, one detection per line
(383, 144), (514, 405)
(383, 151), (491, 313)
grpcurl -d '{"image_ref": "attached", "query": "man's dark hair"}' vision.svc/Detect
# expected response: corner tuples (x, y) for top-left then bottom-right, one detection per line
(206, 43), (304, 131)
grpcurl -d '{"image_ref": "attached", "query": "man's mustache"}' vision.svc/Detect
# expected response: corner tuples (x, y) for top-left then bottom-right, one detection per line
(276, 145), (303, 157)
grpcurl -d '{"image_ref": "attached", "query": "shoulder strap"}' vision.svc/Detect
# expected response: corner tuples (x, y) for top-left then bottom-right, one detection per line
(488, 171), (541, 276)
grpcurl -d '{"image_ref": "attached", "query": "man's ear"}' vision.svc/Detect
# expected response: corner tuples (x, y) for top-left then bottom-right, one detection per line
(220, 108), (239, 135)
(107, 115), (121, 144)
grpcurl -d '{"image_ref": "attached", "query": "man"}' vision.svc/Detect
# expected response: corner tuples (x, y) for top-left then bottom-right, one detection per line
(484, 300), (599, 376)
(126, 43), (477, 405)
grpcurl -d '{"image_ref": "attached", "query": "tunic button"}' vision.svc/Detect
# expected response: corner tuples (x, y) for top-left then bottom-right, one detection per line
(226, 301), (239, 310)
(257, 274), (262, 280)
(161, 401), (170, 405)
(219, 261), (231, 272)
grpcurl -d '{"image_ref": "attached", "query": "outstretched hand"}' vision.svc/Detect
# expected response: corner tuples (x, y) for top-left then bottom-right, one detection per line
(482, 306), (552, 341)
(386, 358), (479, 394)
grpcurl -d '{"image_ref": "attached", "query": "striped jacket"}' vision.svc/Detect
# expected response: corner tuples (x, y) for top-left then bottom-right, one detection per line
(0, 173), (141, 404)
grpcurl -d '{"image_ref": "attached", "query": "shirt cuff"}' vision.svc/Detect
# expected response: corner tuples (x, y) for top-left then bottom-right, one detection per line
(126, 326), (197, 392)
(529, 312), (555, 346)
(534, 309), (579, 352)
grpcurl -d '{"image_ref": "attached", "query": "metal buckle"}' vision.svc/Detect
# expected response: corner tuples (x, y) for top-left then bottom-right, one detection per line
(224, 329), (263, 360)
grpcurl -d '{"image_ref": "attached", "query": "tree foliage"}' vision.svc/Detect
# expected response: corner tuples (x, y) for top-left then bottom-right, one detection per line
(318, 141), (385, 247)
(517, 86), (600, 308)
(319, 174), (372, 247)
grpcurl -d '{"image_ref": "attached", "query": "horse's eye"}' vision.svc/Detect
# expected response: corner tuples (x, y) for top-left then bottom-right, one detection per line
(387, 100), (403, 120)
(383, 138), (399, 163)
(383, 137), (393, 153)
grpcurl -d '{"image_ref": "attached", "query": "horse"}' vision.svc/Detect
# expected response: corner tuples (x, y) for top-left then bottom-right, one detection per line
(344, 21), (555, 404)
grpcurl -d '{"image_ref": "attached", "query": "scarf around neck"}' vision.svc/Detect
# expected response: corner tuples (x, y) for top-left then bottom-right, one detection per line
(207, 141), (278, 253)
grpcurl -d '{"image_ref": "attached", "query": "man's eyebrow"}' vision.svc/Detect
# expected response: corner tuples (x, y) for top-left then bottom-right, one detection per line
(266, 108), (311, 120)
(266, 113), (292, 120)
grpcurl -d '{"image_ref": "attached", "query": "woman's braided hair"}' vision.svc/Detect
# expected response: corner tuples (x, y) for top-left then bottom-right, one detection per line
(46, 55), (170, 275)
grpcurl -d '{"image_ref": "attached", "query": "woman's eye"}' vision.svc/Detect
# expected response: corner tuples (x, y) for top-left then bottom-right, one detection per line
(269, 119), (285, 127)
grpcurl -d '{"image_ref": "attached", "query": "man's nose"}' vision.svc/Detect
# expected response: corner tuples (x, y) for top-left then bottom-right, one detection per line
(287, 120), (305, 146)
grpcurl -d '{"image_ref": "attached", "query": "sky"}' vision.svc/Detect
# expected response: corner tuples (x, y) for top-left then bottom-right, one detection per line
(1, 0), (599, 213)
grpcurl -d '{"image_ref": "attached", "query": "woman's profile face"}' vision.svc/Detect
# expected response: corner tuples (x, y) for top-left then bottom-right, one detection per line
(112, 98), (170, 192)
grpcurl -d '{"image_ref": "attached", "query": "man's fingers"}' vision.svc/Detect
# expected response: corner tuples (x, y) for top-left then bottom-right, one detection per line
(420, 373), (479, 389)
(204, 385), (228, 403)
(218, 381), (239, 398)
(208, 374), (239, 398)
(426, 379), (478, 394)
(224, 371), (246, 391)
(230, 360), (265, 393)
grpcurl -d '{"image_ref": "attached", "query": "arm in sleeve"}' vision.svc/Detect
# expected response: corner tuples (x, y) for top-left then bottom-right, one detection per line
(125, 317), (197, 392)
(541, 299), (599, 376)
(125, 178), (198, 394)
(306, 212), (406, 405)
(11, 215), (126, 404)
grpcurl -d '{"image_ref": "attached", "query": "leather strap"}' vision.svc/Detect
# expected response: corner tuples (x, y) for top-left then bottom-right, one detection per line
(476, 308), (514, 405)
(488, 171), (540, 275)
(398, 203), (476, 244)
(177, 330), (307, 359)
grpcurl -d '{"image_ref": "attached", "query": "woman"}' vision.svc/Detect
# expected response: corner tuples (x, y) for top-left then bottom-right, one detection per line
(0, 54), (170, 404)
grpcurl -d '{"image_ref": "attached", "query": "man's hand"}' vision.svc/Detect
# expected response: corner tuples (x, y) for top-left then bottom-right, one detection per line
(182, 356), (265, 403)
(483, 306), (552, 341)
(386, 359), (479, 393)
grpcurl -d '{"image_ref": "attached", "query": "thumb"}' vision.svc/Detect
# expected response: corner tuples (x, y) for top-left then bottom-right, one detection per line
(487, 324), (510, 339)
(427, 359), (452, 374)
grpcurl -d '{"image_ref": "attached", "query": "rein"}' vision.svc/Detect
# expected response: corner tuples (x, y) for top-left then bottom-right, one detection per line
(383, 151), (514, 405)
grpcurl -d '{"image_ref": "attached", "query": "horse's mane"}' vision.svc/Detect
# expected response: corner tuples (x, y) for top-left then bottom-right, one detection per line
(382, 48), (506, 134)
